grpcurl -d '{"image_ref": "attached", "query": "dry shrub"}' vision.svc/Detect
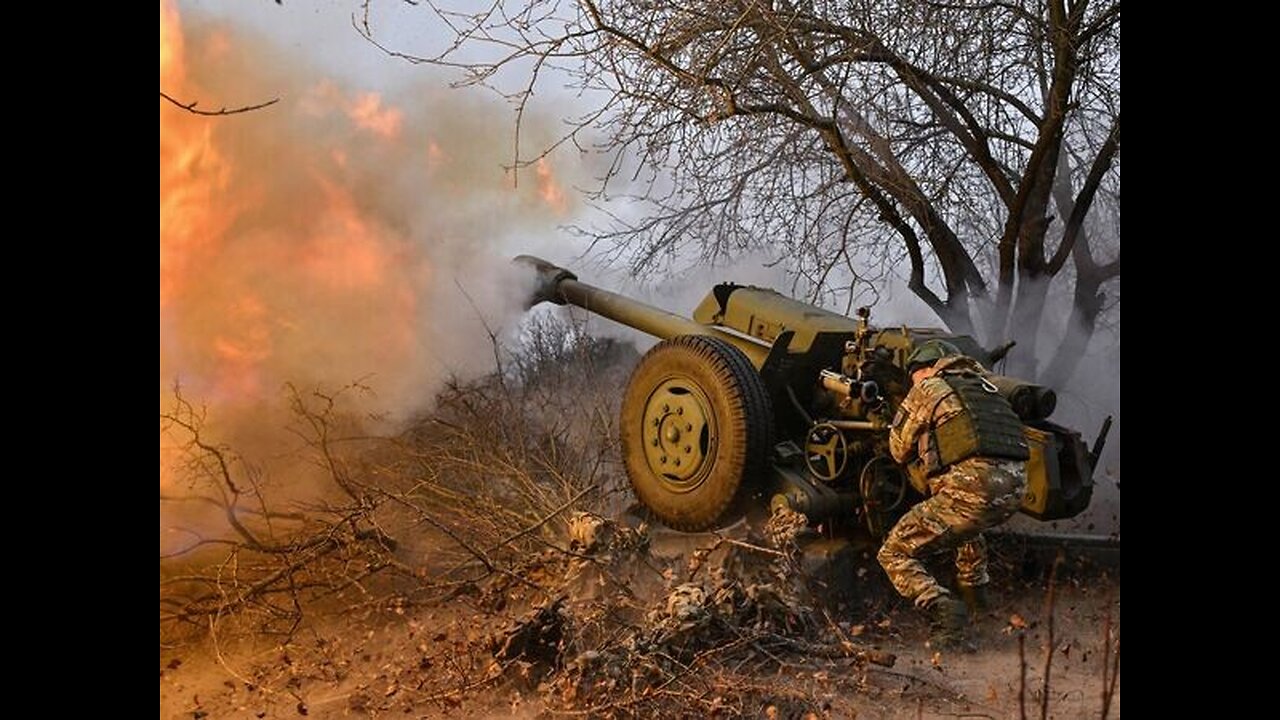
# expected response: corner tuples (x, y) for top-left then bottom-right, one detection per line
(159, 314), (636, 646)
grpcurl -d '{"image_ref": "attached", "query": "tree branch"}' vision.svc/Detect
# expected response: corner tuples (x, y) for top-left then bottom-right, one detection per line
(1047, 113), (1119, 274)
(160, 91), (280, 116)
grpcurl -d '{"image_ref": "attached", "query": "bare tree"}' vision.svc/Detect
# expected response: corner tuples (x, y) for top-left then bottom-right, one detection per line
(361, 0), (1119, 383)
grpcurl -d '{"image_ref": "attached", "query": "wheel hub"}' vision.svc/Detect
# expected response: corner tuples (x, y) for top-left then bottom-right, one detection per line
(641, 377), (714, 488)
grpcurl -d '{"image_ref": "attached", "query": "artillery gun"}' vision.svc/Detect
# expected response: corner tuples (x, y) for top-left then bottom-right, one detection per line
(516, 255), (1107, 541)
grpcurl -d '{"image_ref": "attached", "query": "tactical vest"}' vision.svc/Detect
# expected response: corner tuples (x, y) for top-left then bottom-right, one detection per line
(922, 372), (1030, 476)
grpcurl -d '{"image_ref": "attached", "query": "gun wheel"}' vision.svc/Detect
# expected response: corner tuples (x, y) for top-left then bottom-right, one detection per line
(621, 335), (774, 531)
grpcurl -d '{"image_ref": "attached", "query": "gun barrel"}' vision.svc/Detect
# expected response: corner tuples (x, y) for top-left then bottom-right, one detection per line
(514, 255), (769, 366)
(986, 375), (1057, 421)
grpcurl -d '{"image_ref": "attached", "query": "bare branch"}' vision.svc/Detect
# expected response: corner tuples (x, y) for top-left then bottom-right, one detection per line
(1047, 113), (1119, 274)
(160, 91), (280, 116)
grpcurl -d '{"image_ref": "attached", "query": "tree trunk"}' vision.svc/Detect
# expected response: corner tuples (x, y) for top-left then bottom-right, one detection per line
(1041, 274), (1104, 387)
(1041, 152), (1115, 386)
(1007, 271), (1051, 379)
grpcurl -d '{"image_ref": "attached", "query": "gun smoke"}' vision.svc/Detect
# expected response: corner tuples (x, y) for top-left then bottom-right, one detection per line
(160, 0), (583, 548)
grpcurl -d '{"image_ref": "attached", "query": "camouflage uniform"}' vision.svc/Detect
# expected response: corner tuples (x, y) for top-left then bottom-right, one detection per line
(878, 357), (1027, 608)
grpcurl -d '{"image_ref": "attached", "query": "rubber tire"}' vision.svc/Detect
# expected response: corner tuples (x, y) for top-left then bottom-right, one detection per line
(620, 335), (774, 531)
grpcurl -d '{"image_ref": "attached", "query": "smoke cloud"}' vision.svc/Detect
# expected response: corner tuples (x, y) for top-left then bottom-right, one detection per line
(160, 0), (586, 546)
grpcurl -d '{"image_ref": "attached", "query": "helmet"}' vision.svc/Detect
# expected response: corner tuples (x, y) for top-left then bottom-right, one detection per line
(906, 339), (961, 374)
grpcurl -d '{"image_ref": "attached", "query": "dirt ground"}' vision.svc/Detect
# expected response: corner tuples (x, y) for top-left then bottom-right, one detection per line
(160, 525), (1119, 719)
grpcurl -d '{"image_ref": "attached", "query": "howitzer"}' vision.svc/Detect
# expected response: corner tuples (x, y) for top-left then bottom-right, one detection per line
(516, 255), (1106, 538)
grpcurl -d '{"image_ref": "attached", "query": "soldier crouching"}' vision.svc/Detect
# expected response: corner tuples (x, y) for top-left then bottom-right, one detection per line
(878, 340), (1029, 650)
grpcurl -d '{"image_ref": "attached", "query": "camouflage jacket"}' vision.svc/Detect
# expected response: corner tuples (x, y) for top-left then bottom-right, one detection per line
(888, 356), (988, 465)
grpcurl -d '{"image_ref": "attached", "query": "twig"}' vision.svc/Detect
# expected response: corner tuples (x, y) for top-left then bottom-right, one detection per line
(484, 483), (597, 554)
(1105, 640), (1121, 715)
(379, 490), (547, 594)
(160, 91), (280, 116)
(160, 493), (308, 522)
(209, 610), (256, 691)
(1018, 633), (1027, 720)
(868, 667), (968, 701)
(1100, 594), (1120, 719)
(406, 660), (510, 704)
(1040, 552), (1062, 720)
(1100, 594), (1112, 719)
(711, 535), (787, 557)
(759, 631), (895, 667)
(452, 276), (506, 386)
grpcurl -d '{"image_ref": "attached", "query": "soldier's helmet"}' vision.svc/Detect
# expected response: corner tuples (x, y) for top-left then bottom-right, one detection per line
(906, 339), (961, 374)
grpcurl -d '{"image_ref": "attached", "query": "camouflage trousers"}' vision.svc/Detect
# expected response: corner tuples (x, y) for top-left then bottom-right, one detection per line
(877, 458), (1026, 608)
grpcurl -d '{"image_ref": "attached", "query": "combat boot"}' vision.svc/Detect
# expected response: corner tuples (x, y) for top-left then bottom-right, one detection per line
(957, 583), (991, 616)
(924, 595), (968, 650)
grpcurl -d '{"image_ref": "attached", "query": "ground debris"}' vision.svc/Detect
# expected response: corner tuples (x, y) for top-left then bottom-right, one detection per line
(466, 506), (905, 716)
(495, 596), (568, 668)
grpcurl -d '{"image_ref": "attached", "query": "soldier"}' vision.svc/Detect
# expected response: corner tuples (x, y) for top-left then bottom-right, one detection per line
(878, 339), (1030, 649)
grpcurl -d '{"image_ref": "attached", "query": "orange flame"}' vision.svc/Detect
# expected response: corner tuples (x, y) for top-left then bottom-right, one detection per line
(160, 0), (578, 498)
(348, 92), (403, 140)
(535, 157), (568, 215)
(160, 0), (425, 491)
